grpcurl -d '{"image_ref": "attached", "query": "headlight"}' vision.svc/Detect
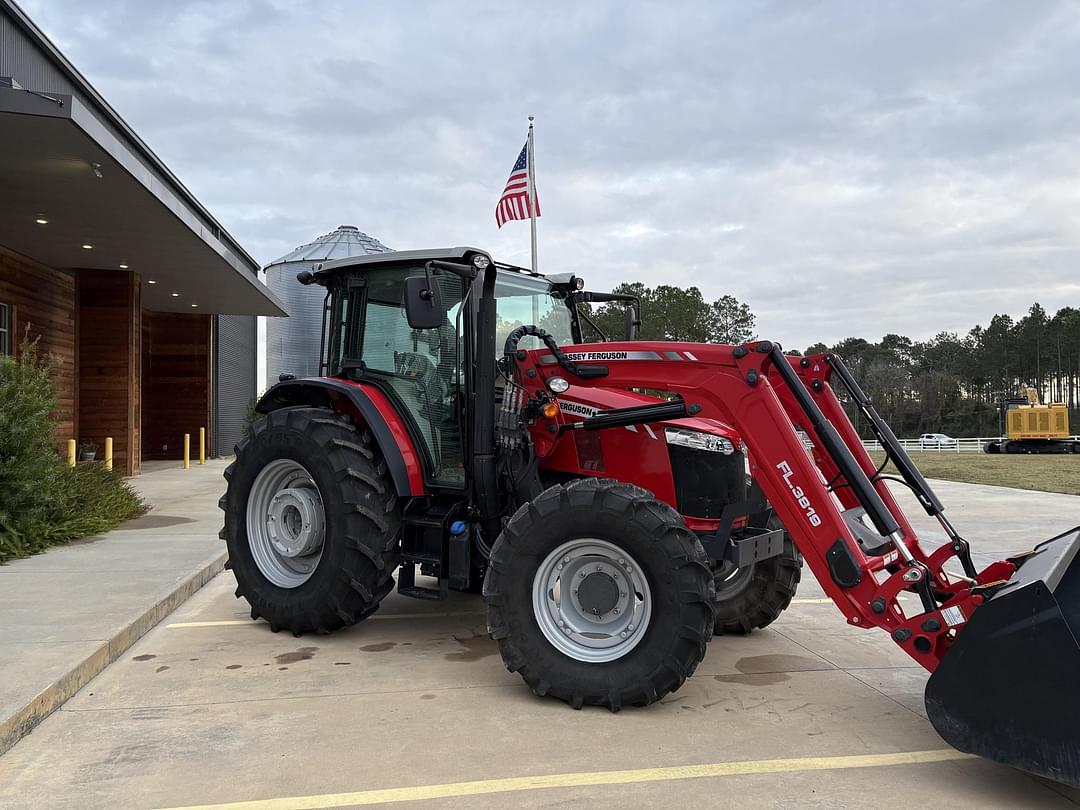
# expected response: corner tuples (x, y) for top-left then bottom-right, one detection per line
(472, 254), (491, 270)
(664, 427), (736, 455)
(547, 376), (570, 393)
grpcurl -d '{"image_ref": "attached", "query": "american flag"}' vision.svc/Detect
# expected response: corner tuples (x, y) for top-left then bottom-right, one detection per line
(495, 142), (540, 228)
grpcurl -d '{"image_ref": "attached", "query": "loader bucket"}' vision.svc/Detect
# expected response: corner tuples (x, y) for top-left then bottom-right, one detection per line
(925, 525), (1080, 787)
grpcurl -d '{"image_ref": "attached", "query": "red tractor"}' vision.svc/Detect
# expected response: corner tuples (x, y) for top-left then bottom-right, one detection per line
(222, 247), (1080, 786)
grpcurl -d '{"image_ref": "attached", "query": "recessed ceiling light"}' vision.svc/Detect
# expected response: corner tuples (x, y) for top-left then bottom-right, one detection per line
(81, 243), (92, 250)
(147, 279), (157, 284)
(118, 263), (129, 269)
(35, 217), (48, 225)
(190, 303), (198, 308)
(170, 292), (179, 297)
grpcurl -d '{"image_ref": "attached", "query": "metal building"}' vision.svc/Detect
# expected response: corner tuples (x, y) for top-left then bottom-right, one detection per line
(265, 226), (390, 380)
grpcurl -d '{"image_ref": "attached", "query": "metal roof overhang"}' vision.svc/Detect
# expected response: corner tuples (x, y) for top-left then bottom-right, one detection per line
(0, 88), (285, 316)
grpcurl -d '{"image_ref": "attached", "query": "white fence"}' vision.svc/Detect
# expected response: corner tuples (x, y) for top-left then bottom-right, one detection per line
(860, 437), (1080, 454)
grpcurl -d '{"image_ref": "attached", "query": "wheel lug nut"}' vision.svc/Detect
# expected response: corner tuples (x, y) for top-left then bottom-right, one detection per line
(596, 565), (602, 572)
(620, 591), (626, 597)
(563, 556), (571, 564)
(613, 608), (619, 614)
(580, 571), (587, 578)
(563, 627), (572, 635)
(628, 624), (635, 631)
(620, 631), (627, 638)
(618, 558), (625, 564)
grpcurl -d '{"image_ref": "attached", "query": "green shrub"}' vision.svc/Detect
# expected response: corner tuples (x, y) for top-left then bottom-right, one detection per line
(0, 338), (143, 562)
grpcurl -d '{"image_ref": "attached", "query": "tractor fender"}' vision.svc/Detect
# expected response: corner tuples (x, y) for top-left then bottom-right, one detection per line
(255, 378), (425, 497)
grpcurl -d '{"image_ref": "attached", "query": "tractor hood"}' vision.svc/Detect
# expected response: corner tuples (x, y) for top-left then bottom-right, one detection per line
(553, 383), (742, 446)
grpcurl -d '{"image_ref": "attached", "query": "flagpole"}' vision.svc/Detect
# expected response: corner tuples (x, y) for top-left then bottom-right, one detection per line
(527, 115), (538, 274)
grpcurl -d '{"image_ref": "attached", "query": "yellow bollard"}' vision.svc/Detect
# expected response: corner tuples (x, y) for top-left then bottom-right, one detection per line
(183, 433), (190, 469)
(67, 439), (76, 467)
(199, 427), (206, 465)
(104, 437), (113, 471)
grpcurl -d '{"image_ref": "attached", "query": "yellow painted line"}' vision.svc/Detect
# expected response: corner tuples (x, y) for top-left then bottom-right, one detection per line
(165, 610), (486, 630)
(160, 749), (970, 810)
(171, 602), (838, 630)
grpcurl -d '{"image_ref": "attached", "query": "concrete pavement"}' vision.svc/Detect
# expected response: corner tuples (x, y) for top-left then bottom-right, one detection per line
(1, 477), (1078, 808)
(0, 459), (229, 755)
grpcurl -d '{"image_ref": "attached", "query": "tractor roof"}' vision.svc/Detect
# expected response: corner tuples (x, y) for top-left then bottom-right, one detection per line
(314, 246), (536, 279)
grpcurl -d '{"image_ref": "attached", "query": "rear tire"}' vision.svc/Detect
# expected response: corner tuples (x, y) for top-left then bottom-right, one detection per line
(484, 478), (713, 710)
(220, 407), (401, 635)
(710, 517), (802, 635)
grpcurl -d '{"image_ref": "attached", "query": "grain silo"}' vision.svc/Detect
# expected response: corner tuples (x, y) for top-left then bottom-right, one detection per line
(264, 225), (391, 380)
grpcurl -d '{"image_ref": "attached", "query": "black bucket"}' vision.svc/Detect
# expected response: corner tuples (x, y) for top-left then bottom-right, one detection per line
(925, 525), (1080, 787)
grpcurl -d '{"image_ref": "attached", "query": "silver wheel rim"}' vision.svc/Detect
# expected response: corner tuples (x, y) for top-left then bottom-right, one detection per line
(246, 459), (325, 588)
(713, 561), (755, 601)
(532, 538), (652, 663)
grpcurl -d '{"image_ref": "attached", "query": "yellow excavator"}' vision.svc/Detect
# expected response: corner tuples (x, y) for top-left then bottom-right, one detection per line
(985, 384), (1079, 453)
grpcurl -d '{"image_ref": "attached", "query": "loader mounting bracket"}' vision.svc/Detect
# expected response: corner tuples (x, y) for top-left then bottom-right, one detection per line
(723, 527), (785, 567)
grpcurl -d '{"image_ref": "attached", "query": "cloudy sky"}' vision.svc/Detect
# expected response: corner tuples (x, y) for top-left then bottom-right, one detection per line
(21, 0), (1080, 350)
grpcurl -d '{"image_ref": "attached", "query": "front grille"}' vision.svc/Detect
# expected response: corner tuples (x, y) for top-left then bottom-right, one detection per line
(668, 445), (746, 518)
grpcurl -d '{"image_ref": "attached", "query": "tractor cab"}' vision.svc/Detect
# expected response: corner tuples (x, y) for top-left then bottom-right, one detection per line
(304, 247), (639, 491)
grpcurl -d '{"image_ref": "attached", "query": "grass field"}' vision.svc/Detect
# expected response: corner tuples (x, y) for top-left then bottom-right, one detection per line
(869, 452), (1080, 496)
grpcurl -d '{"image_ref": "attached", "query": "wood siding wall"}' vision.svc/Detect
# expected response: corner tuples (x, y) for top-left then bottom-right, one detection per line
(142, 311), (211, 461)
(78, 271), (140, 475)
(0, 245), (77, 444)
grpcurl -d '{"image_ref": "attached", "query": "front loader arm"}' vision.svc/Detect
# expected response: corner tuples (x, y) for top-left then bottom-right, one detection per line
(510, 336), (1005, 672)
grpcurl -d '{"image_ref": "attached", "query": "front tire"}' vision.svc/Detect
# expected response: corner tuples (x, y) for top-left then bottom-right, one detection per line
(221, 407), (401, 635)
(710, 517), (802, 635)
(483, 478), (713, 710)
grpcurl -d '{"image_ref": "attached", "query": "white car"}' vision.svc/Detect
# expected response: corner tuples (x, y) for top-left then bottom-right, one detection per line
(920, 433), (958, 448)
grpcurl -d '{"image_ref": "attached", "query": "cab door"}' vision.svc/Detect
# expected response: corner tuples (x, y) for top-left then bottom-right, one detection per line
(343, 267), (468, 488)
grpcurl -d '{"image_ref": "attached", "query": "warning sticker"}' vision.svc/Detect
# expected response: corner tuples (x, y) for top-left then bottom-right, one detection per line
(940, 605), (965, 627)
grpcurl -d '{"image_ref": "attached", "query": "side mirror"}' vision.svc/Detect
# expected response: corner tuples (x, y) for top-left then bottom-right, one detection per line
(624, 305), (641, 341)
(404, 275), (443, 330)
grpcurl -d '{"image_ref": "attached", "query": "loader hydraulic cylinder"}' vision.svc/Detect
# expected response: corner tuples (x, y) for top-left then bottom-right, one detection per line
(824, 353), (944, 516)
(568, 399), (691, 432)
(765, 346), (901, 540)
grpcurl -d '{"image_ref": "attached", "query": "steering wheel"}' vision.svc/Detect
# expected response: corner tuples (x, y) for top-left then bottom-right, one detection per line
(395, 351), (438, 382)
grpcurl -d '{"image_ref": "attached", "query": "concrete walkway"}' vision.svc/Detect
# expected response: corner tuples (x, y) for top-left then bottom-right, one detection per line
(0, 458), (230, 754)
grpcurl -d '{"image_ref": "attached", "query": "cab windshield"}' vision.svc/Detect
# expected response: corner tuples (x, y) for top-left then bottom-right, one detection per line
(494, 272), (574, 351)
